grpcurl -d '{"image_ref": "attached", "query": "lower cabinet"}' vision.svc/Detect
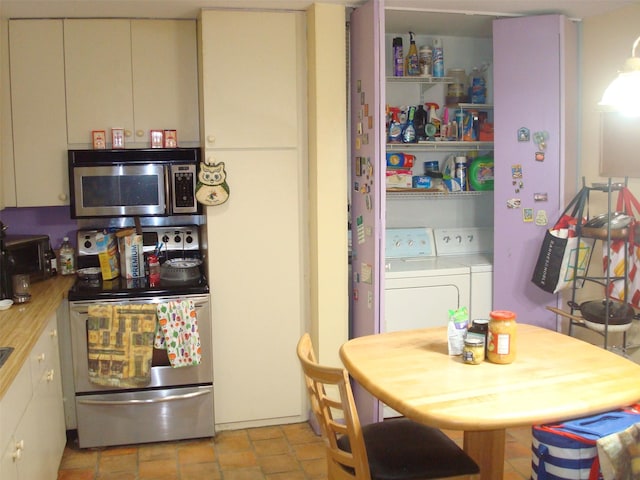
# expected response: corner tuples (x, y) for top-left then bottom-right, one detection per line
(0, 313), (66, 480)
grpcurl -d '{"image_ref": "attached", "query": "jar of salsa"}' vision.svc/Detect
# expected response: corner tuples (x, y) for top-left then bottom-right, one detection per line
(487, 310), (517, 364)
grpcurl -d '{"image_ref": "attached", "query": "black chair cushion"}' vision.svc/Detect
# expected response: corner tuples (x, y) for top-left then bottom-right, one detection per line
(337, 417), (479, 480)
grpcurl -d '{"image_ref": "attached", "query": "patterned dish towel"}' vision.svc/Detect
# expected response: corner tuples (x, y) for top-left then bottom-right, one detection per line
(597, 422), (640, 480)
(87, 304), (156, 387)
(155, 299), (201, 367)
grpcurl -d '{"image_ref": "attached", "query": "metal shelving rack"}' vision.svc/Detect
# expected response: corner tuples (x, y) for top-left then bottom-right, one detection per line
(566, 178), (634, 352)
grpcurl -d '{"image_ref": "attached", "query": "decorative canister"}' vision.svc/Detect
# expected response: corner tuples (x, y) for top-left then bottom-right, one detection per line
(462, 337), (485, 365)
(487, 310), (517, 364)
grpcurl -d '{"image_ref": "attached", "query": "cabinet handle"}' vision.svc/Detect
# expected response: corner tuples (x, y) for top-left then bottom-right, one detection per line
(46, 369), (55, 382)
(50, 329), (58, 338)
(206, 135), (215, 144)
(58, 193), (68, 201)
(12, 440), (24, 461)
(136, 130), (144, 137)
(126, 130), (133, 137)
(37, 353), (45, 362)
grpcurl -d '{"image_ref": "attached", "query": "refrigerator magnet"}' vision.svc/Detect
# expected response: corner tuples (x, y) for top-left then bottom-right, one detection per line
(535, 151), (545, 162)
(511, 164), (523, 179)
(535, 210), (549, 226)
(518, 127), (530, 142)
(523, 208), (534, 222)
(534, 192), (548, 202)
(507, 198), (521, 209)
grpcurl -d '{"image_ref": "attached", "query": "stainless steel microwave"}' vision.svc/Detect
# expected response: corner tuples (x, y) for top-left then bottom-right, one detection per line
(68, 148), (202, 218)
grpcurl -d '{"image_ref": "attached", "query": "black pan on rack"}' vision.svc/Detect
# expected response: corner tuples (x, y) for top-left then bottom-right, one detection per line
(567, 299), (637, 331)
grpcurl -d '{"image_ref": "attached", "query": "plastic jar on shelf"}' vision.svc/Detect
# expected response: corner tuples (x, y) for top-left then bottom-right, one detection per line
(487, 310), (517, 364)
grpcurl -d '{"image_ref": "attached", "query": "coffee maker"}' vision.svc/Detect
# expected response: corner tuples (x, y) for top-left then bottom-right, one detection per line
(0, 221), (11, 300)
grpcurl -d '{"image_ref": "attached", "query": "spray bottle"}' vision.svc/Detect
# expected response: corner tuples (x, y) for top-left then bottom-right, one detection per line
(405, 32), (420, 76)
(402, 106), (417, 143)
(425, 102), (440, 138)
(432, 38), (444, 78)
(388, 107), (403, 143)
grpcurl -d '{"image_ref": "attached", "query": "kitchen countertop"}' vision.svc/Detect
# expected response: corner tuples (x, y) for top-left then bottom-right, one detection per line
(0, 275), (76, 399)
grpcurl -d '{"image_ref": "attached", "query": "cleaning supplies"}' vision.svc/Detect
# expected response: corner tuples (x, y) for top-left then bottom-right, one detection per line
(405, 32), (420, 76)
(469, 66), (487, 104)
(469, 155), (494, 191)
(432, 38), (444, 78)
(402, 105), (417, 143)
(414, 104), (427, 141)
(426, 103), (440, 138)
(388, 107), (402, 143)
(393, 37), (403, 77)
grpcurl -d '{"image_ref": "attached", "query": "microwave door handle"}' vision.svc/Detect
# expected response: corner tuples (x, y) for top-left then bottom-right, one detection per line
(164, 166), (171, 214)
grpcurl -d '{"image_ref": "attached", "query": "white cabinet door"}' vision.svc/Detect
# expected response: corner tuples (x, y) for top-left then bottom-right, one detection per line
(131, 20), (200, 146)
(199, 10), (300, 150)
(64, 19), (134, 146)
(8, 19), (68, 207)
(206, 149), (305, 426)
(0, 314), (65, 480)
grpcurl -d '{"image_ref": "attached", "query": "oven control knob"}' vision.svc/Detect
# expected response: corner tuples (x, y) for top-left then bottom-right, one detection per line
(185, 235), (193, 244)
(174, 235), (181, 244)
(84, 240), (92, 249)
(162, 235), (170, 244)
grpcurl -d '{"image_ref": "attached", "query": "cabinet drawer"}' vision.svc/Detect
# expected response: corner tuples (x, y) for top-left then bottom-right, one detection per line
(29, 316), (59, 391)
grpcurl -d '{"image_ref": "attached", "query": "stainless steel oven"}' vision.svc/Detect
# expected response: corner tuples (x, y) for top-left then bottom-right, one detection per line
(69, 294), (213, 448)
(64, 225), (213, 448)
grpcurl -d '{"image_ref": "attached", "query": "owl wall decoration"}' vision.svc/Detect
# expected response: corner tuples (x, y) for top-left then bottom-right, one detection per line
(195, 160), (230, 206)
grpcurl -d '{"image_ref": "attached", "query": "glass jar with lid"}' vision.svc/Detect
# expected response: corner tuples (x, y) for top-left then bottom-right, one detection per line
(462, 337), (485, 365)
(487, 310), (517, 364)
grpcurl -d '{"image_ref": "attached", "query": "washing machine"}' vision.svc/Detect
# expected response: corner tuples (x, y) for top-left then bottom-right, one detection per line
(433, 227), (494, 321)
(384, 227), (471, 333)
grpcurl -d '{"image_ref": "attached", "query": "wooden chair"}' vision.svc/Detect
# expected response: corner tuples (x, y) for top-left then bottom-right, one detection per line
(296, 333), (480, 480)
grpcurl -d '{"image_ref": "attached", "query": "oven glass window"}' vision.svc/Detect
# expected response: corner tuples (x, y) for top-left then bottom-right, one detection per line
(81, 175), (159, 207)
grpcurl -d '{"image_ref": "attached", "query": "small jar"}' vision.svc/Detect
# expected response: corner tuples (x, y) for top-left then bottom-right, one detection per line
(462, 337), (485, 365)
(487, 310), (517, 364)
(467, 319), (489, 354)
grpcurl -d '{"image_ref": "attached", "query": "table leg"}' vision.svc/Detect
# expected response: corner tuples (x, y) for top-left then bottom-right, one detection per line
(463, 429), (506, 480)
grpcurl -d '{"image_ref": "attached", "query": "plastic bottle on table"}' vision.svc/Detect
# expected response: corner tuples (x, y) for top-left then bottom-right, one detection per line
(59, 237), (76, 275)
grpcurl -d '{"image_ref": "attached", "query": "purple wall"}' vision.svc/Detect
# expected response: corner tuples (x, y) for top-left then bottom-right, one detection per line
(0, 206), (77, 249)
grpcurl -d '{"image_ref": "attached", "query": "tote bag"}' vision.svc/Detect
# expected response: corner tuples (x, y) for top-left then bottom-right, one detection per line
(604, 187), (640, 308)
(532, 188), (594, 294)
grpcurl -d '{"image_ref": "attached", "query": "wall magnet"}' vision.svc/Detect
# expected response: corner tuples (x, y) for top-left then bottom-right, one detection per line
(535, 210), (549, 226)
(523, 208), (534, 222)
(534, 192), (548, 202)
(511, 164), (523, 179)
(518, 127), (530, 142)
(507, 198), (521, 209)
(535, 151), (545, 162)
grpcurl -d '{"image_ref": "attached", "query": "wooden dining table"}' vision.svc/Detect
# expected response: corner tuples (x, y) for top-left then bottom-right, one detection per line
(339, 324), (640, 480)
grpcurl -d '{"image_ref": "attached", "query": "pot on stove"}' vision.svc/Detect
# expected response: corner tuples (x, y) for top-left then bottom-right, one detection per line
(160, 258), (202, 285)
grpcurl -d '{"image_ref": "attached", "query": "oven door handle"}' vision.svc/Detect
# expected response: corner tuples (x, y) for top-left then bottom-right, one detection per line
(77, 389), (210, 405)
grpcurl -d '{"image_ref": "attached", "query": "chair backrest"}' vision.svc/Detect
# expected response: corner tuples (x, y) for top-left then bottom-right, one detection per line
(296, 333), (371, 480)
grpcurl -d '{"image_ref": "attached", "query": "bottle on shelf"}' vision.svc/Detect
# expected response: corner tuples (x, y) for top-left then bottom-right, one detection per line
(59, 236), (76, 276)
(392, 37), (403, 77)
(432, 38), (444, 78)
(405, 32), (420, 76)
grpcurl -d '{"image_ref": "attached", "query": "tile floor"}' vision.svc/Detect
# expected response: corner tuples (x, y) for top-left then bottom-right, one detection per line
(57, 422), (533, 480)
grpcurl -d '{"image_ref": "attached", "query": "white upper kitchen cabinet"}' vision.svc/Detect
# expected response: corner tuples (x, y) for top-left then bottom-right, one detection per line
(198, 8), (307, 429)
(199, 10), (300, 150)
(65, 19), (199, 148)
(64, 19), (134, 147)
(8, 19), (68, 207)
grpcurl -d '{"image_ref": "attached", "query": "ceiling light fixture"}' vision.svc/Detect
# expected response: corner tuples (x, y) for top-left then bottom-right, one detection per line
(599, 35), (640, 116)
